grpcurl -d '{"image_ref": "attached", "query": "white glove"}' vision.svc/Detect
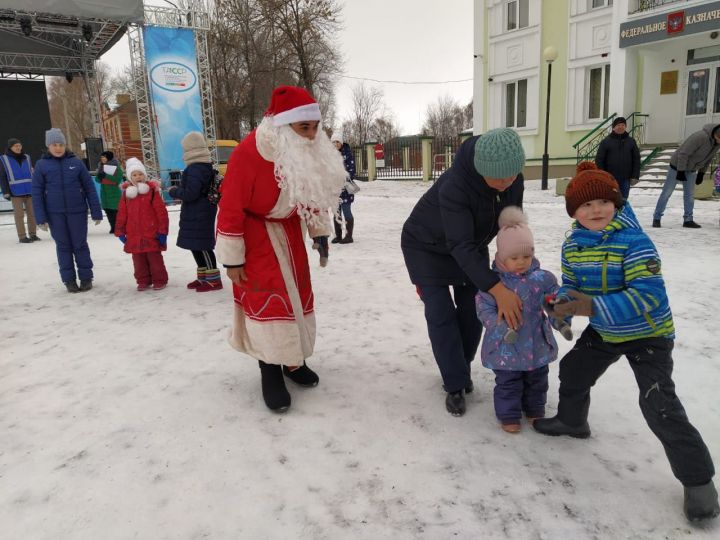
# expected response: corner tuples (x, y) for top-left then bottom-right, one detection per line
(38, 223), (49, 231)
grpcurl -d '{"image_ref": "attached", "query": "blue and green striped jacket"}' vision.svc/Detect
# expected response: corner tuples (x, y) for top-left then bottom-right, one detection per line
(559, 203), (674, 343)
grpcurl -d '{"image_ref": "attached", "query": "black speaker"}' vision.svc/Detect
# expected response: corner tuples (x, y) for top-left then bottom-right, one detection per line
(84, 137), (104, 173)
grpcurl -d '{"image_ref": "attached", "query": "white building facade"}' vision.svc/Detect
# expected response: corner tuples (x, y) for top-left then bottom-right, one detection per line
(473, 0), (720, 174)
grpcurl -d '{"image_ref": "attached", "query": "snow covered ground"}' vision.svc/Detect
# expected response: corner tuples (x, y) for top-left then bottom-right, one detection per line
(1, 179), (718, 540)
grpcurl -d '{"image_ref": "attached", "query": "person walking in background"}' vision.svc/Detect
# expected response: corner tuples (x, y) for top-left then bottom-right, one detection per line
(168, 131), (222, 292)
(595, 116), (640, 199)
(652, 123), (720, 229)
(32, 128), (103, 293)
(331, 133), (356, 244)
(216, 85), (346, 412)
(94, 151), (123, 234)
(535, 162), (718, 524)
(401, 128), (526, 417)
(0, 138), (38, 243)
(115, 158), (169, 291)
(475, 206), (564, 433)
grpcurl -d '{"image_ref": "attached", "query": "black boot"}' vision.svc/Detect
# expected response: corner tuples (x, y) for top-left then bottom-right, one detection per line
(684, 481), (720, 523)
(533, 416), (591, 439)
(331, 219), (343, 244)
(64, 281), (80, 293)
(282, 363), (319, 387)
(258, 361), (290, 412)
(78, 279), (93, 292)
(339, 217), (354, 243)
(683, 220), (701, 228)
(445, 390), (466, 416)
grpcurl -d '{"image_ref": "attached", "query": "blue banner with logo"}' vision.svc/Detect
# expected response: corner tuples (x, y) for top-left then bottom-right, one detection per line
(143, 26), (203, 181)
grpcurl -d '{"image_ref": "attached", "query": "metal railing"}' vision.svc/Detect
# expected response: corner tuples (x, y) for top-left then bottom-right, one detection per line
(573, 112), (649, 164)
(430, 136), (462, 180)
(628, 0), (686, 15)
(376, 138), (423, 179)
(572, 113), (616, 163)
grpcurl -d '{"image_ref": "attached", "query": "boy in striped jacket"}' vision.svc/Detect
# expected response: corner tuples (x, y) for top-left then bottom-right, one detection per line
(534, 162), (718, 523)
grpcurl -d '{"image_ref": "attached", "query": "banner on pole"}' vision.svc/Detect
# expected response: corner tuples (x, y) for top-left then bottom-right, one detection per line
(143, 26), (204, 182)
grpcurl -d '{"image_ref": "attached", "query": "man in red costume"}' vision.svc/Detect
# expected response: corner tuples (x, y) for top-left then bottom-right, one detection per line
(216, 86), (347, 412)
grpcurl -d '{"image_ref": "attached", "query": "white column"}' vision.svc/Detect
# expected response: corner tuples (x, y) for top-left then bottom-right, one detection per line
(608, 0), (638, 117)
(473, 0), (485, 135)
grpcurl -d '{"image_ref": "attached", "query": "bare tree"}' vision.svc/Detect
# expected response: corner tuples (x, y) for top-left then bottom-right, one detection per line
(343, 82), (385, 145)
(47, 77), (94, 151)
(370, 115), (400, 143)
(422, 95), (470, 138)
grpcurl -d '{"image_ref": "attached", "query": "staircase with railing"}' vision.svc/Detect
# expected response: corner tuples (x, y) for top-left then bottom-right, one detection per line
(572, 111), (658, 169)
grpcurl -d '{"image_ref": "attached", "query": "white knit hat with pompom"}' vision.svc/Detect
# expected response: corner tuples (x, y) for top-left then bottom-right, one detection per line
(496, 206), (534, 262)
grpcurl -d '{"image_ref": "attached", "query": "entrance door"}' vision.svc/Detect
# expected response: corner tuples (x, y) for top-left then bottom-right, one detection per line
(683, 63), (720, 139)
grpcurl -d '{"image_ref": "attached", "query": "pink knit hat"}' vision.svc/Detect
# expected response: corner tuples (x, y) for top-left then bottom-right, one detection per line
(495, 206), (534, 263)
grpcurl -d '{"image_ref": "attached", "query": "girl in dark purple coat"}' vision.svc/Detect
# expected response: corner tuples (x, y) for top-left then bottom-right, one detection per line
(475, 207), (565, 433)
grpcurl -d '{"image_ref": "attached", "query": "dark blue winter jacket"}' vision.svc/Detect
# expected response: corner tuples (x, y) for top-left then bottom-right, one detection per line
(32, 151), (103, 224)
(401, 135), (524, 291)
(169, 162), (217, 251)
(339, 142), (356, 204)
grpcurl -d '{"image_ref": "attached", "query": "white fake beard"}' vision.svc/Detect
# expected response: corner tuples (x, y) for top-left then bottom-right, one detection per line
(256, 117), (347, 225)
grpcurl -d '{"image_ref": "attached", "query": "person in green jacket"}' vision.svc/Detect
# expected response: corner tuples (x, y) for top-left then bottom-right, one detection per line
(94, 151), (123, 233)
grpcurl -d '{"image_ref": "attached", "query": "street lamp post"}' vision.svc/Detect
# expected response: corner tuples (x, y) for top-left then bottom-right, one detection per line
(541, 46), (558, 191)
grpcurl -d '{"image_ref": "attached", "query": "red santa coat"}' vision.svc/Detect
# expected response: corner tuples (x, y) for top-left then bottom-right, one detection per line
(216, 131), (330, 366)
(115, 180), (169, 254)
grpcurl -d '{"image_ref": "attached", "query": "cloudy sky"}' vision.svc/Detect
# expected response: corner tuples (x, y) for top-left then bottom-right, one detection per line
(100, 0), (474, 136)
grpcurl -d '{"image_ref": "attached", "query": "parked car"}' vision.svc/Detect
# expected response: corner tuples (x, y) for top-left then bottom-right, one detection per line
(215, 139), (238, 176)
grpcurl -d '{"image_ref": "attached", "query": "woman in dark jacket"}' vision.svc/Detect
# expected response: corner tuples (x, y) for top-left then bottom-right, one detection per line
(401, 128), (526, 417)
(168, 131), (222, 292)
(331, 135), (357, 243)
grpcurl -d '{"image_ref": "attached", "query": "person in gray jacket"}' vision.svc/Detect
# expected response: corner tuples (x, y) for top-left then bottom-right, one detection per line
(652, 124), (720, 228)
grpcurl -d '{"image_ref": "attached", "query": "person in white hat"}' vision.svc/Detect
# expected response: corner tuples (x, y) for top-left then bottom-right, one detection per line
(216, 85), (347, 412)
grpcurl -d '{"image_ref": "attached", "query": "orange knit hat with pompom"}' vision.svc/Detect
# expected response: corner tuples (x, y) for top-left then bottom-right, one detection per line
(565, 161), (624, 217)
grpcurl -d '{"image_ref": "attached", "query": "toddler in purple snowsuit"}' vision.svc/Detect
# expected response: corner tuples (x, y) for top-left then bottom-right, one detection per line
(475, 206), (567, 433)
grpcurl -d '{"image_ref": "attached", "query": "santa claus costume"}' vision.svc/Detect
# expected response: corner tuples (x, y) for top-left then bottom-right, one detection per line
(216, 86), (346, 411)
(115, 158), (170, 291)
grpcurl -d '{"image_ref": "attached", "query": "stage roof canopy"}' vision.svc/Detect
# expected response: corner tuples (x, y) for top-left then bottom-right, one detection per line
(0, 0), (144, 77)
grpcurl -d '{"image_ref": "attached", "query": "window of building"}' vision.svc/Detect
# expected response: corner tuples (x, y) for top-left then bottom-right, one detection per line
(505, 79), (527, 128)
(590, 0), (613, 8)
(587, 65), (610, 120)
(506, 0), (529, 31)
(687, 45), (720, 66)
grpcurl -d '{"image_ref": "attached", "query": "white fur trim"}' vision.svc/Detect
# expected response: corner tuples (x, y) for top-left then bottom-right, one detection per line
(216, 232), (246, 266)
(271, 103), (321, 127)
(125, 185), (139, 199)
(138, 183), (150, 195)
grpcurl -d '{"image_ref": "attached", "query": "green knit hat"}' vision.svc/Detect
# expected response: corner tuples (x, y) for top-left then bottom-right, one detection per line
(473, 128), (526, 179)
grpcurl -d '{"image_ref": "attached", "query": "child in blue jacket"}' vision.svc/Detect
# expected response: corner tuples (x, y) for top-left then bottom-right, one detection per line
(32, 128), (103, 293)
(534, 162), (718, 523)
(476, 207), (568, 433)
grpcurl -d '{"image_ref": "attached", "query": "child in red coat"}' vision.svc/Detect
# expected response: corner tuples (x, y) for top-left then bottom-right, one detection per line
(115, 158), (169, 291)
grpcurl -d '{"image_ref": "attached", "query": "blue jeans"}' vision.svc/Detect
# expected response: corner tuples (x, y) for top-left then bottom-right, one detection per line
(339, 201), (353, 221)
(653, 168), (697, 222)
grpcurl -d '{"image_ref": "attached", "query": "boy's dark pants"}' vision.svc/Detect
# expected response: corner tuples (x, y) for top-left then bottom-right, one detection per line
(557, 326), (715, 487)
(493, 365), (549, 423)
(417, 284), (481, 393)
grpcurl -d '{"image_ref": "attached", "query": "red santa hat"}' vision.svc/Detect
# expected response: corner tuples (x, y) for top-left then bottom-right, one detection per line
(265, 85), (322, 127)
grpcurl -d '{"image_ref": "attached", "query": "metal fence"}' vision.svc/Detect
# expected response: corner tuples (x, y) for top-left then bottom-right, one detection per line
(431, 136), (462, 180)
(352, 146), (368, 180)
(376, 138), (423, 179)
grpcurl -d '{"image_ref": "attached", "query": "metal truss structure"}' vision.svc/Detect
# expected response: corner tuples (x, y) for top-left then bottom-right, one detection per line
(131, 3), (218, 176)
(0, 8), (128, 137)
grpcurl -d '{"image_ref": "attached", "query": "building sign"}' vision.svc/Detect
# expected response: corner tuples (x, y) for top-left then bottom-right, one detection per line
(660, 70), (678, 95)
(620, 1), (720, 48)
